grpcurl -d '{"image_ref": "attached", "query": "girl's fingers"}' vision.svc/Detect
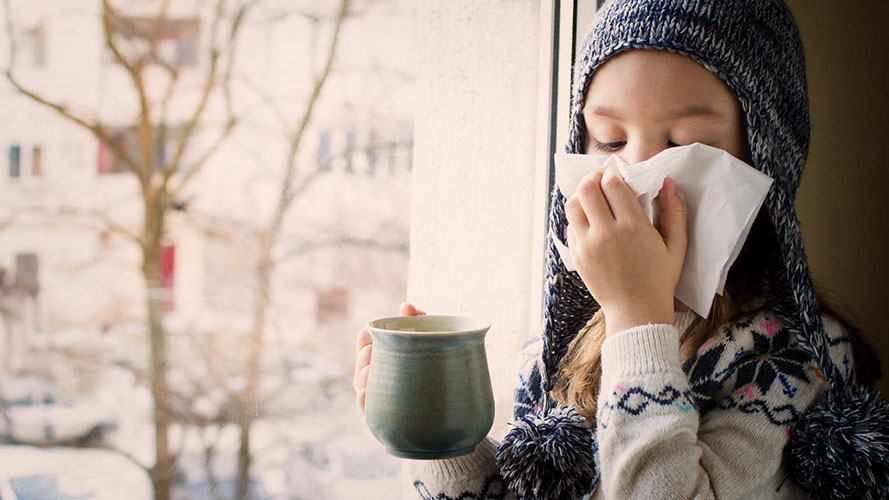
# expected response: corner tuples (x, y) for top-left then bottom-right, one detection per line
(354, 363), (370, 392)
(574, 171), (613, 225)
(356, 389), (367, 413)
(353, 344), (372, 389)
(564, 194), (588, 232)
(399, 303), (426, 316)
(599, 164), (647, 222)
(356, 328), (372, 352)
(658, 177), (688, 260)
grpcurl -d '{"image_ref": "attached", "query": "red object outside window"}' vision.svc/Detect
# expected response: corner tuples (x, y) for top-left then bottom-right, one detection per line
(97, 140), (111, 174)
(159, 244), (175, 311)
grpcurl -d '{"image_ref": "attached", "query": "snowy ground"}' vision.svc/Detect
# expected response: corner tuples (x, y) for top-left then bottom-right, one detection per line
(4, 324), (404, 500)
(100, 363), (403, 500)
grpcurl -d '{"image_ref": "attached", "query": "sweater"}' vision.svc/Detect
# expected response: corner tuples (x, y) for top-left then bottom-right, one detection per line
(405, 308), (855, 499)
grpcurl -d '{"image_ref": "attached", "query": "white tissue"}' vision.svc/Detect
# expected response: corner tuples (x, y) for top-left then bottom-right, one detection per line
(553, 143), (773, 318)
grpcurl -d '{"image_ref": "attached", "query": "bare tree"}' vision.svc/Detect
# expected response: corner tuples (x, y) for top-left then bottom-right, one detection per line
(3, 0), (415, 498)
(234, 1), (351, 498)
(2, 0), (258, 498)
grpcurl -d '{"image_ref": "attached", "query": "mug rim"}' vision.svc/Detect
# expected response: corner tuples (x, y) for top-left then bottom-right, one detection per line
(367, 315), (490, 336)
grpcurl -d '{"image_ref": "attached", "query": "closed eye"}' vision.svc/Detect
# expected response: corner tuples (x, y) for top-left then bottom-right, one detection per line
(590, 140), (625, 153)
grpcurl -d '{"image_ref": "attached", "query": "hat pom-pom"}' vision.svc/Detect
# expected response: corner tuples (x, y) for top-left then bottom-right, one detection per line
(495, 404), (597, 500)
(787, 386), (889, 500)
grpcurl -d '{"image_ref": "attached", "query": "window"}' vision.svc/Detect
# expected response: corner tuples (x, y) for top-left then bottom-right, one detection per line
(387, 140), (397, 175)
(108, 17), (200, 68)
(9, 145), (21, 178)
(316, 288), (349, 324)
(32, 146), (42, 176)
(159, 244), (175, 311)
(15, 252), (39, 296)
(97, 126), (179, 174)
(97, 129), (134, 174)
(367, 130), (378, 176)
(344, 130), (355, 173)
(22, 23), (47, 67)
(6, 144), (43, 180)
(3, 2), (416, 498)
(317, 130), (331, 171)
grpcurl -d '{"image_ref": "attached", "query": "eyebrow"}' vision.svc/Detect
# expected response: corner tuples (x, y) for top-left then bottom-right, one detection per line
(586, 104), (727, 121)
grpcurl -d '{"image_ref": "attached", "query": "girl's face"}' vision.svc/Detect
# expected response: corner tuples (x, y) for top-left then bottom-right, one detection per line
(583, 49), (749, 164)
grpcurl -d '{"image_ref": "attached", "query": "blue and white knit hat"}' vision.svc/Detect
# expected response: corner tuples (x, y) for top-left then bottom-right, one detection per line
(497, 1), (888, 499)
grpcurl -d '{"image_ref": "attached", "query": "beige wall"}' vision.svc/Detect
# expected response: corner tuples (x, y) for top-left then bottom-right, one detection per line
(408, 0), (543, 436)
(788, 1), (889, 395)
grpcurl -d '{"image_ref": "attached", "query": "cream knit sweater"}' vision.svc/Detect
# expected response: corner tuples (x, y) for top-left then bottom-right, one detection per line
(405, 309), (854, 499)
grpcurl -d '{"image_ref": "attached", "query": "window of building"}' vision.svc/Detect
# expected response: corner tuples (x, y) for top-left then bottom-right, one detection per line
(317, 130), (331, 171)
(343, 130), (355, 173)
(97, 126), (179, 174)
(160, 244), (175, 311)
(316, 288), (349, 324)
(108, 17), (200, 68)
(9, 145), (21, 178)
(387, 140), (397, 175)
(32, 146), (42, 176)
(15, 252), (39, 296)
(22, 24), (47, 67)
(367, 130), (377, 176)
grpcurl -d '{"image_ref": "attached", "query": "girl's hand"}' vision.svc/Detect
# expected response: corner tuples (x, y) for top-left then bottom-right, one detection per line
(565, 164), (687, 336)
(354, 302), (426, 413)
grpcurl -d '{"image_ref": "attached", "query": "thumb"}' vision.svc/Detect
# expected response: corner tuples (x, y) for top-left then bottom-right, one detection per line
(659, 178), (687, 261)
(399, 302), (426, 316)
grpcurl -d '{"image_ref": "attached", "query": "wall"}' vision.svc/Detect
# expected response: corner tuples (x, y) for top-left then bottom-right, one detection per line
(408, 0), (543, 436)
(788, 1), (889, 396)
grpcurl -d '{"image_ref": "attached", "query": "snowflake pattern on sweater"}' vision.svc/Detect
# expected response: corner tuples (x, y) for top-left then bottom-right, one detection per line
(413, 474), (507, 500)
(680, 313), (817, 425)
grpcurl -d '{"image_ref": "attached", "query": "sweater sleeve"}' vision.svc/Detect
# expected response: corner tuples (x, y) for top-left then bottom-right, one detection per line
(595, 311), (841, 500)
(403, 334), (545, 499)
(405, 437), (514, 499)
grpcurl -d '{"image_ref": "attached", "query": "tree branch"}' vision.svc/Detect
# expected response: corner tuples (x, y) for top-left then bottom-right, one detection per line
(101, 0), (154, 186)
(153, 0), (182, 164)
(161, 0), (232, 189)
(160, 0), (260, 196)
(262, 0), (351, 252)
(170, 118), (238, 198)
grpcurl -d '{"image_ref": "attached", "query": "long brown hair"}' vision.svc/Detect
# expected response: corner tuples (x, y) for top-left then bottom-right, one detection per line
(551, 211), (882, 426)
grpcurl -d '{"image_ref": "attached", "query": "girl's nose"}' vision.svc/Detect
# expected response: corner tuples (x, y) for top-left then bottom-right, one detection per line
(620, 141), (668, 165)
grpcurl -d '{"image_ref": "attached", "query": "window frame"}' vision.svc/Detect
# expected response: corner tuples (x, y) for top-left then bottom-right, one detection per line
(528, 0), (597, 329)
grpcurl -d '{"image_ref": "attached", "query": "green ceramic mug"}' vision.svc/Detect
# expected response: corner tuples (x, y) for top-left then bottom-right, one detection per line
(364, 315), (494, 460)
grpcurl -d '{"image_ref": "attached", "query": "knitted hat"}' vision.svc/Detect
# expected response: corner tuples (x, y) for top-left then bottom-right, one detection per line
(496, 1), (888, 499)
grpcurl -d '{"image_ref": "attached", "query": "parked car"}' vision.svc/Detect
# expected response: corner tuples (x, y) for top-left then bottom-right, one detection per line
(0, 374), (117, 446)
(0, 445), (153, 500)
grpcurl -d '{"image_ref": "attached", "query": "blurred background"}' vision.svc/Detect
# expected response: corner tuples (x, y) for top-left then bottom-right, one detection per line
(0, 0), (413, 498)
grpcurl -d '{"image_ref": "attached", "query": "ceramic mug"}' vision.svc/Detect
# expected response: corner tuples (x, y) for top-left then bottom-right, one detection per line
(364, 315), (494, 460)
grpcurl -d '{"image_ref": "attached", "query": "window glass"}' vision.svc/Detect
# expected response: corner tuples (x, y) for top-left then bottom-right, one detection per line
(0, 1), (416, 498)
(8, 145), (20, 178)
(31, 147), (41, 176)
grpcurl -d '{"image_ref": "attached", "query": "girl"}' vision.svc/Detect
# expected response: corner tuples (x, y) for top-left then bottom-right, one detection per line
(354, 0), (883, 498)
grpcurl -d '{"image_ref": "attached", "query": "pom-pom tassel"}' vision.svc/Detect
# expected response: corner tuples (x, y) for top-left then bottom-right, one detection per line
(496, 404), (597, 500)
(787, 386), (889, 500)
